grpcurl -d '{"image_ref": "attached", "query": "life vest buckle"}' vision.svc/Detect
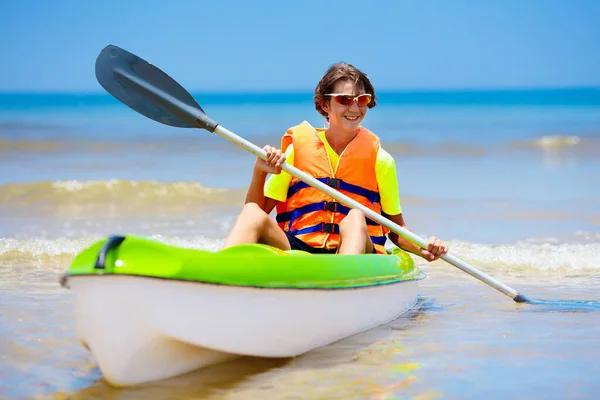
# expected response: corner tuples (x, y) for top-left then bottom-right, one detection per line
(324, 201), (340, 212)
(325, 177), (342, 189)
(321, 222), (338, 233)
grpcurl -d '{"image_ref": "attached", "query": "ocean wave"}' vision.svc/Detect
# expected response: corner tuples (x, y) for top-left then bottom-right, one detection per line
(0, 133), (238, 154)
(387, 135), (597, 158)
(445, 240), (600, 272)
(505, 135), (600, 165)
(0, 137), (489, 158)
(0, 236), (598, 273)
(512, 134), (600, 151)
(0, 179), (246, 209)
(0, 236), (225, 285)
(0, 235), (223, 261)
(0, 138), (202, 153)
(0, 139), (67, 152)
(530, 135), (581, 148)
(3, 133), (599, 160)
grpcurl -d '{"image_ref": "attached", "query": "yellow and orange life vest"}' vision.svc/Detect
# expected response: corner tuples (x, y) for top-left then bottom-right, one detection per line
(275, 122), (390, 254)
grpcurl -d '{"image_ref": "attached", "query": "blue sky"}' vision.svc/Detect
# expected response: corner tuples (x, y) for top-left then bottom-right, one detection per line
(1, 0), (599, 92)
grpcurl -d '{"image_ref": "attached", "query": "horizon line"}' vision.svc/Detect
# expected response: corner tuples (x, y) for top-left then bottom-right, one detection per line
(1, 85), (599, 96)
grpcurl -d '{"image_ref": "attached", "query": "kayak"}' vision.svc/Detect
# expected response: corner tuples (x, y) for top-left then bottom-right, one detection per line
(60, 234), (424, 386)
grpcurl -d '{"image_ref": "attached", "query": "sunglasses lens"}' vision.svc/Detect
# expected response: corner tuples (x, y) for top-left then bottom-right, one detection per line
(333, 95), (353, 107)
(357, 95), (371, 107)
(332, 94), (371, 107)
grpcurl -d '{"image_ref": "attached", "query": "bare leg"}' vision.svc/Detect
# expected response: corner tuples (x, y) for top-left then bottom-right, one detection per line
(223, 203), (291, 250)
(337, 209), (374, 254)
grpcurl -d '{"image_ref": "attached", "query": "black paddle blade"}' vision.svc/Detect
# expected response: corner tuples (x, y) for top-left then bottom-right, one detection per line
(95, 45), (218, 132)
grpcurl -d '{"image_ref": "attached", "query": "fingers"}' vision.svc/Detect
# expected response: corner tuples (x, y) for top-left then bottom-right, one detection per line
(420, 249), (436, 262)
(262, 145), (286, 173)
(423, 236), (449, 262)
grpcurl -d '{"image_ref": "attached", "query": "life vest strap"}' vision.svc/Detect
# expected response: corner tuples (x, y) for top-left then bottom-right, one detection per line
(289, 223), (387, 246)
(286, 177), (380, 204)
(276, 201), (380, 226)
(292, 222), (339, 235)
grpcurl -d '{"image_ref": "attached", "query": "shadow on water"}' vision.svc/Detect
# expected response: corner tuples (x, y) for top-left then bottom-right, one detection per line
(519, 298), (600, 313)
(46, 356), (293, 400)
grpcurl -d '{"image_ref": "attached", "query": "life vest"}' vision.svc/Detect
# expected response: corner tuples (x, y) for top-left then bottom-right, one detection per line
(275, 121), (390, 254)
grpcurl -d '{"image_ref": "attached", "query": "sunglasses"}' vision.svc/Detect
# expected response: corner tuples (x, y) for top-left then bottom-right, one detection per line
(325, 93), (373, 107)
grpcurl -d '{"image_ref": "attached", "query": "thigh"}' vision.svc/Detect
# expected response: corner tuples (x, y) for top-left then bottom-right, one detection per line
(259, 215), (292, 250)
(339, 210), (375, 254)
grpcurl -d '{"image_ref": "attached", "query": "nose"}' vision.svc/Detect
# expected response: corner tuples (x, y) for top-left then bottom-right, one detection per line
(348, 100), (361, 111)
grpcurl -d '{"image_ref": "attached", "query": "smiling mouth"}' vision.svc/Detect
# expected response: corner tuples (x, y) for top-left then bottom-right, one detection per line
(344, 115), (360, 121)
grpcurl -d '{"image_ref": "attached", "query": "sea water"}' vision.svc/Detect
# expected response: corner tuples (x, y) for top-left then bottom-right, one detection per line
(1, 89), (599, 399)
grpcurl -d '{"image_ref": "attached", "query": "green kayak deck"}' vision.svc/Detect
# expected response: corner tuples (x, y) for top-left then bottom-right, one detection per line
(64, 235), (422, 289)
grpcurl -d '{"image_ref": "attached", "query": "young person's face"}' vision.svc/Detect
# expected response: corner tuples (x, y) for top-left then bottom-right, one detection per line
(323, 80), (370, 133)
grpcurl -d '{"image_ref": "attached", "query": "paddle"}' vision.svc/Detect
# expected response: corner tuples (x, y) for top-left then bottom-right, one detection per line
(95, 44), (600, 311)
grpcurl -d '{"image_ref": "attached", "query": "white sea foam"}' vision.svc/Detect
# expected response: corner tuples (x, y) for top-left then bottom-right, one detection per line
(1, 236), (598, 273)
(446, 240), (600, 272)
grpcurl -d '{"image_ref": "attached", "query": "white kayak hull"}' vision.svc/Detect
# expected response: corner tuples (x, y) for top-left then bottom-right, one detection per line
(69, 275), (421, 386)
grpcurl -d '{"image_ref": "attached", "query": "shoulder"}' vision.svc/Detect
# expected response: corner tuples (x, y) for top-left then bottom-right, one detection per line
(376, 146), (396, 168)
(284, 121), (318, 138)
(284, 143), (295, 158)
(282, 122), (319, 152)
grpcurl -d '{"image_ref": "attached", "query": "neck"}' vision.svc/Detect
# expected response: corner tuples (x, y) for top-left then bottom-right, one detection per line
(325, 125), (360, 154)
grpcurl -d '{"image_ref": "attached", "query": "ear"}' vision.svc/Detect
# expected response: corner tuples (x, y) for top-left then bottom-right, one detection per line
(321, 98), (331, 114)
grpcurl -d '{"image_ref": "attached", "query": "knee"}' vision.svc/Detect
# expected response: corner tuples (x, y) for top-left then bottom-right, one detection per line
(340, 209), (368, 232)
(241, 202), (263, 214)
(238, 202), (270, 224)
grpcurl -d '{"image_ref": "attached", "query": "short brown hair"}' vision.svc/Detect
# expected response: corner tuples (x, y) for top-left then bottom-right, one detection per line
(314, 62), (377, 120)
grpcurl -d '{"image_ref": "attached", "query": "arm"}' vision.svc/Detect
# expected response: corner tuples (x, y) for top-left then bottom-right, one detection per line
(384, 212), (448, 262)
(375, 148), (447, 261)
(245, 145), (286, 214)
(383, 212), (423, 256)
